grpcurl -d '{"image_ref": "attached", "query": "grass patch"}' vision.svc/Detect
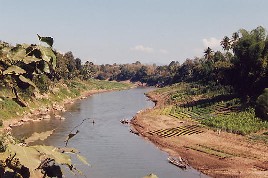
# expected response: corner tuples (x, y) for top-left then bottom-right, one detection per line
(0, 98), (26, 121)
(151, 82), (268, 136)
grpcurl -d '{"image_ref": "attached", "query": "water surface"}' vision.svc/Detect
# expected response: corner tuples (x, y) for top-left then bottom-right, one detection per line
(13, 88), (208, 178)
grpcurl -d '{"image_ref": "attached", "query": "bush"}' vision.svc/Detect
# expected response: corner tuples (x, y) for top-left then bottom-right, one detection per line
(33, 74), (51, 93)
(255, 88), (268, 120)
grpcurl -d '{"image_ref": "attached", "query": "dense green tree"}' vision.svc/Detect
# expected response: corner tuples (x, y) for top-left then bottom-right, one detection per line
(117, 67), (135, 81)
(64, 51), (76, 74)
(174, 59), (195, 82)
(213, 51), (225, 62)
(168, 61), (180, 77)
(232, 26), (268, 99)
(75, 58), (82, 70)
(255, 88), (268, 120)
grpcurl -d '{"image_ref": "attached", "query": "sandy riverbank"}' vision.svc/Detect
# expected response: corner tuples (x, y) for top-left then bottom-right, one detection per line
(131, 93), (268, 178)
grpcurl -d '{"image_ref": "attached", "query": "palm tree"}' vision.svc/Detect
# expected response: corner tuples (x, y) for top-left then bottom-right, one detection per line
(232, 32), (239, 41)
(231, 32), (239, 48)
(204, 47), (213, 60)
(220, 36), (231, 51)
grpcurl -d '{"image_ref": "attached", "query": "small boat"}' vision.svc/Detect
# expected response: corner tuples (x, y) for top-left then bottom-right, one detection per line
(167, 156), (187, 169)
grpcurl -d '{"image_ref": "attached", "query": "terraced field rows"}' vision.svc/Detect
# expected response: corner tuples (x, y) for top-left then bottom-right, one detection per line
(185, 144), (233, 159)
(148, 125), (204, 138)
(157, 99), (241, 121)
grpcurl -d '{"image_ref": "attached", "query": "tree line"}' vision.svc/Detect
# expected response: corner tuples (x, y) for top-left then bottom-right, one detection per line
(95, 26), (268, 101)
(1, 26), (268, 119)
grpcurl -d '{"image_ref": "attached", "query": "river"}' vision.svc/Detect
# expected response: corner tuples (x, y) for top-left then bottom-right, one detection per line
(12, 87), (208, 178)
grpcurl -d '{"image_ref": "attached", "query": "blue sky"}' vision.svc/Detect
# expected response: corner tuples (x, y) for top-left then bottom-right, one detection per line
(1, 0), (268, 65)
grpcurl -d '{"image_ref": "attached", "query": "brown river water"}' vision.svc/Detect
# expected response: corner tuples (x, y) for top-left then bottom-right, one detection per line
(12, 87), (208, 178)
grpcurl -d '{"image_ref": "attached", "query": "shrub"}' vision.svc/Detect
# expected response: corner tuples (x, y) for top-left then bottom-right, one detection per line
(33, 74), (51, 93)
(255, 88), (268, 120)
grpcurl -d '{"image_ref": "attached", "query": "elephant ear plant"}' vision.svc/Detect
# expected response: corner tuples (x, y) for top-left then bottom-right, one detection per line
(0, 34), (56, 106)
(0, 130), (90, 177)
(0, 36), (90, 177)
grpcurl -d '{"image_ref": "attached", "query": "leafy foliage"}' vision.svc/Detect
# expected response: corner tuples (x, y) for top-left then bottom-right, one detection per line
(255, 88), (268, 120)
(231, 26), (268, 98)
(201, 109), (268, 135)
(0, 35), (57, 106)
(37, 34), (54, 47)
(0, 133), (89, 177)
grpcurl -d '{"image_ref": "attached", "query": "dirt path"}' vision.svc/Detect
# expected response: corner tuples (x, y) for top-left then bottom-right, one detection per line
(131, 94), (268, 178)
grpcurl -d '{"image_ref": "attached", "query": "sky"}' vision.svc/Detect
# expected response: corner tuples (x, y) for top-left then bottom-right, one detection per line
(1, 0), (268, 65)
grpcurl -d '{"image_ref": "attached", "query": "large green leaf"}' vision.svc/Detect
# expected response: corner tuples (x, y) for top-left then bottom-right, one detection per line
(3, 66), (26, 75)
(43, 61), (51, 73)
(1, 47), (11, 55)
(7, 47), (26, 61)
(19, 75), (38, 90)
(38, 46), (56, 69)
(37, 34), (54, 47)
(23, 56), (41, 64)
(0, 152), (9, 161)
(33, 145), (72, 165)
(25, 130), (54, 145)
(7, 144), (41, 170)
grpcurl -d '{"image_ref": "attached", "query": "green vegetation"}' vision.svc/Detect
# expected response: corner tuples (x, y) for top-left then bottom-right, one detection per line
(255, 88), (268, 120)
(0, 34), (130, 122)
(201, 109), (268, 135)
(153, 82), (268, 135)
(0, 132), (90, 177)
(143, 26), (268, 135)
(92, 27), (268, 124)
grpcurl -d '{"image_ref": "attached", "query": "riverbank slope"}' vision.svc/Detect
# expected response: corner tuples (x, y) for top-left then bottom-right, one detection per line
(0, 79), (132, 132)
(131, 85), (268, 178)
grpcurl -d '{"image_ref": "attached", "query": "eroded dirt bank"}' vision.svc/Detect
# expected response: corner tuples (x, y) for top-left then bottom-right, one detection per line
(131, 93), (268, 178)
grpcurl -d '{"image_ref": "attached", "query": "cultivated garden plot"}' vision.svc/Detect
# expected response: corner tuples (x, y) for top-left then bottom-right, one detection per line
(148, 125), (204, 138)
(153, 95), (268, 135)
(185, 144), (234, 159)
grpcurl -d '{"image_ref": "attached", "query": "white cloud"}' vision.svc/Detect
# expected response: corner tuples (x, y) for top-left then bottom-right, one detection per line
(159, 49), (169, 54)
(202, 37), (221, 49)
(130, 45), (154, 53)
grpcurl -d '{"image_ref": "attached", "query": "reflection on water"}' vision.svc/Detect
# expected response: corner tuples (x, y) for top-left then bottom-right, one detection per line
(12, 88), (208, 178)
